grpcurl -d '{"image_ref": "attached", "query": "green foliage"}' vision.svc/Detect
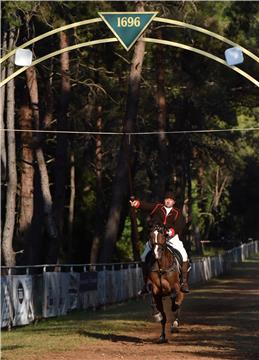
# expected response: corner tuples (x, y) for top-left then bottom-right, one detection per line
(2, 0), (258, 262)
(116, 217), (144, 261)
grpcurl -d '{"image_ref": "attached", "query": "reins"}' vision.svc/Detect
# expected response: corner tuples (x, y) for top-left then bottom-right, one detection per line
(150, 227), (177, 275)
(152, 241), (166, 248)
(150, 262), (177, 275)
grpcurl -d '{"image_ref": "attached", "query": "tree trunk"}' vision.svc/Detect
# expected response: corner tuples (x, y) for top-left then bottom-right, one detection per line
(42, 70), (54, 129)
(67, 150), (75, 261)
(169, 99), (191, 207)
(130, 206), (141, 261)
(184, 153), (193, 255)
(194, 225), (203, 256)
(1, 29), (7, 181)
(176, 154), (187, 207)
(18, 106), (34, 252)
(99, 1), (145, 262)
(53, 31), (71, 261)
(128, 139), (141, 262)
(1, 30), (7, 239)
(194, 164), (204, 255)
(2, 29), (17, 266)
(154, 31), (168, 200)
(90, 105), (104, 263)
(204, 167), (228, 240)
(25, 66), (58, 263)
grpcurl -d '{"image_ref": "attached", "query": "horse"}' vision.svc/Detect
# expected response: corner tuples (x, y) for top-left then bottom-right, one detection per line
(146, 224), (185, 343)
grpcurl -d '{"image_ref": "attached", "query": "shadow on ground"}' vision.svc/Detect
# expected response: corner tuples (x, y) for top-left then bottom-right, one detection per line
(78, 329), (146, 343)
(166, 255), (259, 359)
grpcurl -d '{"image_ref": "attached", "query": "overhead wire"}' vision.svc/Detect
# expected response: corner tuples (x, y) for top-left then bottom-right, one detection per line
(1, 127), (259, 135)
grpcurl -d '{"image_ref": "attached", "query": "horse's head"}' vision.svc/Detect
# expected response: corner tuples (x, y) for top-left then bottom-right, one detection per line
(149, 224), (167, 260)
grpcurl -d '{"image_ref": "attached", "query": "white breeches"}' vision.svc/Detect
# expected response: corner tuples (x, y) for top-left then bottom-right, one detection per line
(141, 234), (188, 262)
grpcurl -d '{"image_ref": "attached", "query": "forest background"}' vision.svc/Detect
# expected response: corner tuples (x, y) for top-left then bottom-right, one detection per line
(1, 0), (259, 267)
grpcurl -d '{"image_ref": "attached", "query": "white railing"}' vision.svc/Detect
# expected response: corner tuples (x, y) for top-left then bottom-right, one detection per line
(1, 240), (258, 329)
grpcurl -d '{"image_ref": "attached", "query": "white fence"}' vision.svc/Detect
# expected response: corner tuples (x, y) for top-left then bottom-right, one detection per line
(189, 241), (258, 284)
(1, 240), (258, 328)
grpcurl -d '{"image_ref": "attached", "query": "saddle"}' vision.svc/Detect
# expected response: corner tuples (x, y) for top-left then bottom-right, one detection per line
(166, 244), (183, 267)
(145, 244), (183, 274)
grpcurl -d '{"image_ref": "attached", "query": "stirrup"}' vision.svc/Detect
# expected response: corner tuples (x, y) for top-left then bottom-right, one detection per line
(138, 285), (149, 296)
(180, 282), (190, 293)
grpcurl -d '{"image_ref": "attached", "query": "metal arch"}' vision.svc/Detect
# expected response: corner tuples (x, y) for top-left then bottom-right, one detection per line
(154, 17), (259, 63)
(0, 38), (118, 88)
(1, 16), (258, 65)
(142, 38), (259, 87)
(0, 37), (258, 88)
(0, 18), (102, 65)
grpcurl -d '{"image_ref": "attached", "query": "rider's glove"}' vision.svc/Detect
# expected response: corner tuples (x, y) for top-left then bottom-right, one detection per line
(131, 200), (140, 208)
(166, 228), (175, 237)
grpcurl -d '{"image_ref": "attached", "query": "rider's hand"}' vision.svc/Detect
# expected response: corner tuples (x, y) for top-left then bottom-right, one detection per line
(130, 199), (140, 208)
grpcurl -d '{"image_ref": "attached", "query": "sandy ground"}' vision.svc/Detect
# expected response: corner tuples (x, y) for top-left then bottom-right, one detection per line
(21, 257), (259, 360)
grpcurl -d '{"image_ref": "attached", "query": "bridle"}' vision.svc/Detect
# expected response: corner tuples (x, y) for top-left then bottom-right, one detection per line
(150, 225), (167, 253)
(150, 224), (177, 273)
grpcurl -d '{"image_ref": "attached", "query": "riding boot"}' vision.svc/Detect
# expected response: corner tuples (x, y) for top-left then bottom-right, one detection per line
(138, 262), (149, 296)
(180, 261), (190, 293)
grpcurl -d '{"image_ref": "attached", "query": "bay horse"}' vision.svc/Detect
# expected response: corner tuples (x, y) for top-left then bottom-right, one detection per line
(147, 224), (185, 343)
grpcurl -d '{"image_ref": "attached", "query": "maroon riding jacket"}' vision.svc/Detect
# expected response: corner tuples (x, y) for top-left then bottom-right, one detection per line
(135, 200), (186, 237)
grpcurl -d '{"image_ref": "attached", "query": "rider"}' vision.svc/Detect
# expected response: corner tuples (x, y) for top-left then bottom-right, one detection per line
(130, 190), (190, 294)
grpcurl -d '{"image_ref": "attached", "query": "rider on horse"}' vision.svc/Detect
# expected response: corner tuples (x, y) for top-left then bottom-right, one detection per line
(130, 190), (190, 294)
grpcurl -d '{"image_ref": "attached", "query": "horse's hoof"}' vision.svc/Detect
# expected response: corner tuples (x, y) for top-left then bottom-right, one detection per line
(153, 312), (163, 322)
(170, 320), (179, 333)
(170, 326), (179, 334)
(158, 336), (168, 344)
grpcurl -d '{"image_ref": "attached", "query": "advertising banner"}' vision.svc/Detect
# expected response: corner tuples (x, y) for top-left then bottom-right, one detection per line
(1, 276), (13, 328)
(79, 272), (98, 309)
(12, 275), (34, 326)
(32, 275), (43, 318)
(43, 272), (69, 318)
(68, 272), (80, 311)
(79, 272), (98, 292)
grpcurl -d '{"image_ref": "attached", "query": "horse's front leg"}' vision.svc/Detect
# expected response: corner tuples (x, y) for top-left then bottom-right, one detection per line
(170, 307), (180, 333)
(172, 282), (184, 309)
(170, 284), (184, 334)
(153, 294), (167, 343)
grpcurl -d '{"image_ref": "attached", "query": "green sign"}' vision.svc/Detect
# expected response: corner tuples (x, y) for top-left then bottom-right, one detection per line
(98, 12), (158, 51)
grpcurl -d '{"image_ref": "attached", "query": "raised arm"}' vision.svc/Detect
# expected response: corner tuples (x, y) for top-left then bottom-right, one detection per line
(130, 199), (158, 212)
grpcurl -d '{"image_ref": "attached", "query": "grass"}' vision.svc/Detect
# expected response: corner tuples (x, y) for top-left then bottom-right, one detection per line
(1, 298), (151, 360)
(2, 252), (258, 360)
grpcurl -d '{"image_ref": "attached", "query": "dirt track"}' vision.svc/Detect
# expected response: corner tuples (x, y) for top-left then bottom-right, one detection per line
(25, 254), (259, 360)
